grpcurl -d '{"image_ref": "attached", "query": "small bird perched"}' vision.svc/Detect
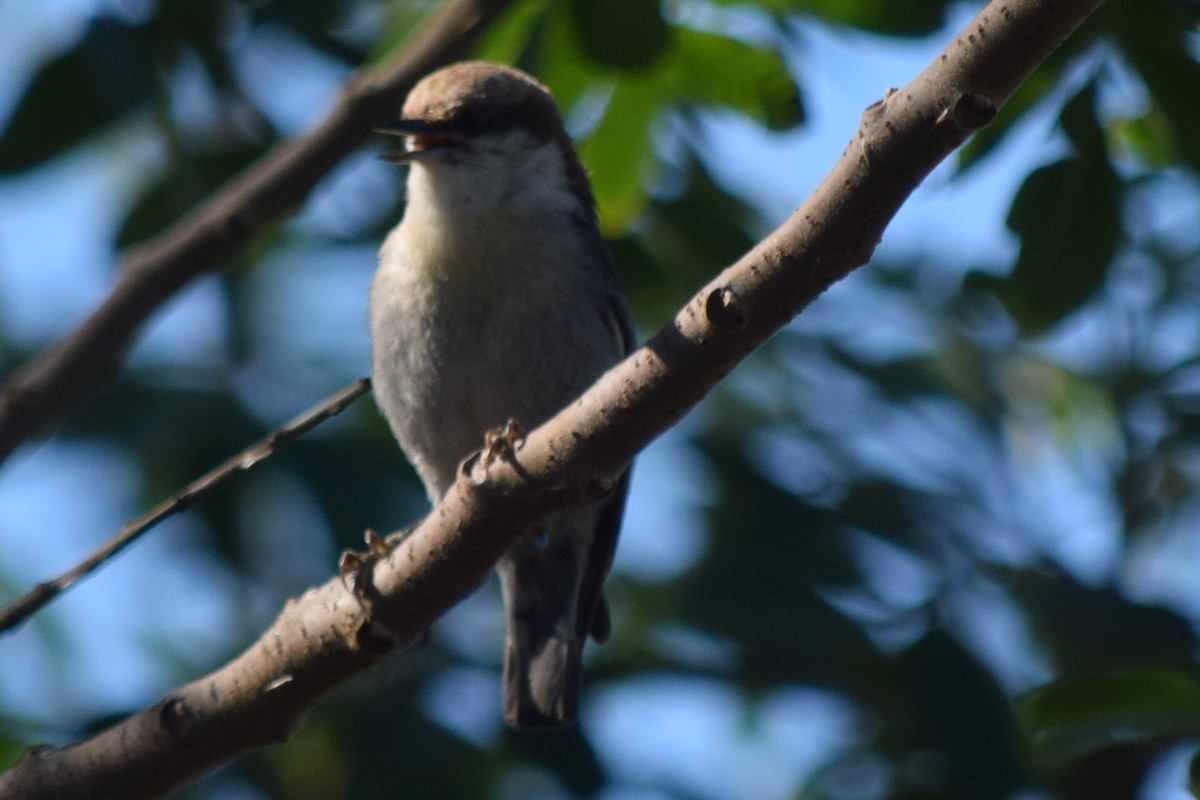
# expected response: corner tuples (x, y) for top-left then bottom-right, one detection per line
(368, 62), (634, 729)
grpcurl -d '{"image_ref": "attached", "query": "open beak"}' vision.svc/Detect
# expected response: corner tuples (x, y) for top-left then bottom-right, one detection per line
(375, 119), (463, 163)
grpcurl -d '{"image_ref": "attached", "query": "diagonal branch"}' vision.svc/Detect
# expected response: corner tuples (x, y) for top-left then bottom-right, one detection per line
(0, 0), (513, 468)
(0, 0), (1106, 797)
(0, 379), (370, 637)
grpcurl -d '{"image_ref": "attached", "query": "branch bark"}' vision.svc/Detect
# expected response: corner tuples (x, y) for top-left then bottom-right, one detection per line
(0, 0), (1106, 797)
(0, 0), (512, 467)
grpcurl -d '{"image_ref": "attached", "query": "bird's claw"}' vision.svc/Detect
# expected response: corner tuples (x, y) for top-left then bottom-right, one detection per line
(482, 418), (525, 467)
(339, 528), (397, 604)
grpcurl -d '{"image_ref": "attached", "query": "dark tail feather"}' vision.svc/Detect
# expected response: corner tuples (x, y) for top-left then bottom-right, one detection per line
(498, 507), (617, 729)
(503, 623), (583, 728)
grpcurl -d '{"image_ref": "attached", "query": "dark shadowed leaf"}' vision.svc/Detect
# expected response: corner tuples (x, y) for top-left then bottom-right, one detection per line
(894, 631), (1027, 798)
(1165, 0), (1200, 24)
(249, 0), (366, 65)
(117, 146), (266, 248)
(634, 156), (762, 320)
(473, 0), (555, 66)
(1115, 0), (1200, 173)
(1019, 669), (1200, 768)
(707, 0), (798, 11)
(969, 83), (1120, 335)
(1015, 571), (1200, 673)
(0, 17), (154, 174)
(790, 0), (956, 36)
(973, 155), (1119, 334)
(299, 676), (501, 800)
(957, 5), (1102, 173)
(680, 431), (880, 688)
(567, 0), (669, 69)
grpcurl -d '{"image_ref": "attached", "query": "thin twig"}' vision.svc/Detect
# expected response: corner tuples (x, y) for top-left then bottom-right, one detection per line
(0, 379), (371, 636)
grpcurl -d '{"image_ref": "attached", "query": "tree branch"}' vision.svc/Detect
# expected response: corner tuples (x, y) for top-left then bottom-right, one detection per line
(0, 0), (513, 468)
(0, 0), (1105, 797)
(0, 379), (370, 637)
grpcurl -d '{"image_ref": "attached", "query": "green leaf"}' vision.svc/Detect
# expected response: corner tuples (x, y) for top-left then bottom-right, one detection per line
(1115, 0), (1200, 172)
(524, 5), (664, 232)
(526, 1), (803, 234)
(531, 4), (602, 115)
(472, 0), (555, 65)
(670, 29), (803, 130)
(0, 17), (154, 174)
(1020, 669), (1200, 768)
(566, 0), (669, 69)
(970, 83), (1120, 335)
(706, 0), (798, 12)
(0, 729), (26, 772)
(578, 75), (666, 233)
(629, 156), (761, 323)
(789, 0), (956, 36)
(641, 157), (758, 283)
(367, 0), (453, 66)
(1113, 111), (1177, 169)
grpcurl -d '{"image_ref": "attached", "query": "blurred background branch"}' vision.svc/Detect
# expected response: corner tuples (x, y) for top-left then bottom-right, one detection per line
(0, 0), (511, 466)
(0, 378), (369, 636)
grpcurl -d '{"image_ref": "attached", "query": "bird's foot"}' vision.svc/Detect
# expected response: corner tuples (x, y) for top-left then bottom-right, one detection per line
(339, 528), (403, 607)
(482, 418), (525, 467)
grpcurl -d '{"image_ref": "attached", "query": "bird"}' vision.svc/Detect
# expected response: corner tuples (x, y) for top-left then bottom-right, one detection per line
(367, 61), (633, 729)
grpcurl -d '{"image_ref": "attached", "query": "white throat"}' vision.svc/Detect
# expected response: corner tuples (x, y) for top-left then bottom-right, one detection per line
(411, 130), (581, 222)
(383, 129), (592, 286)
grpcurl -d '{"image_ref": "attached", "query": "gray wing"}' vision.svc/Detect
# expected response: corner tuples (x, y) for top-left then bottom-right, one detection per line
(575, 291), (636, 641)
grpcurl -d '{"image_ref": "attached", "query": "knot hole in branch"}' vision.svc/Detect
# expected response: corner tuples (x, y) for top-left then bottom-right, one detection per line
(944, 92), (996, 131)
(159, 697), (194, 739)
(706, 286), (745, 332)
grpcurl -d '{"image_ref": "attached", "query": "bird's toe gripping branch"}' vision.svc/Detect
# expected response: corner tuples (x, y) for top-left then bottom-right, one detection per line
(338, 527), (425, 653)
(459, 417), (532, 490)
(339, 529), (403, 610)
(482, 418), (526, 467)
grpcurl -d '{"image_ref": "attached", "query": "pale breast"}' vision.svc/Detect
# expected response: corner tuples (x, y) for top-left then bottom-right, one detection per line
(369, 218), (622, 499)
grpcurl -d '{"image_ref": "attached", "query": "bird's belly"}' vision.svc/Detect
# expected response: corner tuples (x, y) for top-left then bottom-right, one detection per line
(370, 273), (616, 499)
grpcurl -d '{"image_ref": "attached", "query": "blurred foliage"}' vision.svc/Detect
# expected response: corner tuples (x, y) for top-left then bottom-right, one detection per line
(969, 81), (1122, 335)
(1019, 669), (1200, 769)
(0, 16), (155, 175)
(3, 0), (1200, 799)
